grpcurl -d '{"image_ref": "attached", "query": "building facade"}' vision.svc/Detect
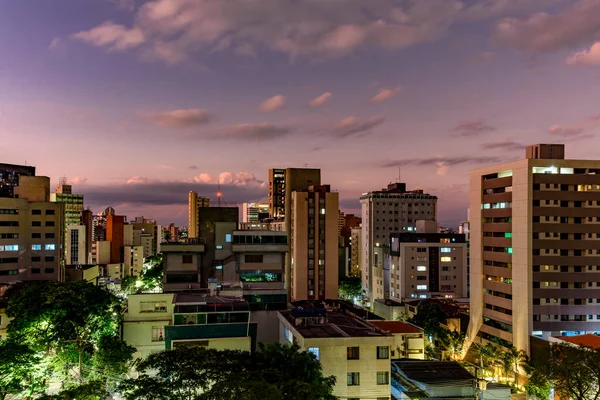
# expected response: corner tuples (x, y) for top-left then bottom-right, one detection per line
(389, 231), (467, 301)
(188, 192), (210, 239)
(290, 185), (339, 301)
(360, 183), (437, 307)
(468, 143), (600, 355)
(0, 163), (35, 199)
(241, 202), (269, 223)
(66, 225), (87, 265)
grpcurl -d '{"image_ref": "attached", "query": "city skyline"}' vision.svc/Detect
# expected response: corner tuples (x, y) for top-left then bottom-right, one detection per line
(3, 0), (600, 226)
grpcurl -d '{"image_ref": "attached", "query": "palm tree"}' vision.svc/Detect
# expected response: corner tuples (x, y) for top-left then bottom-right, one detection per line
(439, 330), (466, 361)
(477, 342), (500, 380)
(505, 346), (528, 388)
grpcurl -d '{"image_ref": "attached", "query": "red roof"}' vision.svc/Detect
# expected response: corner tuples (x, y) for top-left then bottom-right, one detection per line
(369, 320), (423, 334)
(557, 334), (600, 349)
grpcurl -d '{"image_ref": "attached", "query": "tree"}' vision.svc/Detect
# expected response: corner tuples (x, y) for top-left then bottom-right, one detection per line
(0, 341), (47, 400)
(504, 345), (528, 387)
(5, 281), (133, 392)
(338, 277), (361, 302)
(408, 301), (449, 341)
(438, 329), (465, 361)
(529, 343), (600, 400)
(120, 343), (336, 400)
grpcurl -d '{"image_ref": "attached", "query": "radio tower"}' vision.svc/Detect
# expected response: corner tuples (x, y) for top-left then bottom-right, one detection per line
(217, 180), (222, 207)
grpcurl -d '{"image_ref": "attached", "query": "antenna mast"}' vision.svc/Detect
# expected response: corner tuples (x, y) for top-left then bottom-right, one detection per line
(217, 180), (222, 207)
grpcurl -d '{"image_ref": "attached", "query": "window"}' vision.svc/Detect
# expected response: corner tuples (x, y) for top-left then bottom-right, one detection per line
(377, 346), (389, 359)
(31, 257), (41, 262)
(347, 346), (360, 360)
(347, 372), (360, 386)
(45, 244), (56, 251)
(152, 326), (165, 342)
(284, 327), (293, 343)
(416, 285), (427, 290)
(31, 244), (42, 251)
(32, 209), (41, 215)
(0, 245), (18, 251)
(140, 301), (167, 313)
(441, 257), (451, 262)
(416, 248), (426, 253)
(216, 265), (223, 270)
(0, 209), (18, 214)
(225, 234), (232, 243)
(182, 255), (193, 264)
(0, 221), (18, 227)
(45, 221), (55, 227)
(45, 209), (55, 215)
(0, 233), (18, 239)
(216, 245), (223, 250)
(245, 254), (264, 263)
(45, 233), (55, 239)
(377, 371), (390, 385)
(44, 256), (55, 262)
(31, 233), (41, 239)
(440, 248), (451, 253)
(308, 347), (320, 360)
(44, 268), (54, 274)
(416, 266), (426, 272)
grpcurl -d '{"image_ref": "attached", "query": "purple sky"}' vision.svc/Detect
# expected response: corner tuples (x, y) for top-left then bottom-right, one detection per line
(2, 0), (600, 227)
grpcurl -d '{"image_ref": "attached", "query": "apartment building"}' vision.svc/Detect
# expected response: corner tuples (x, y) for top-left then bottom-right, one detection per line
(278, 305), (394, 400)
(468, 143), (600, 354)
(350, 226), (362, 277)
(389, 229), (467, 301)
(0, 176), (63, 283)
(162, 241), (206, 291)
(368, 321), (425, 359)
(0, 163), (35, 198)
(360, 182), (437, 307)
(290, 185), (338, 301)
(188, 192), (210, 239)
(241, 202), (269, 223)
(66, 225), (87, 265)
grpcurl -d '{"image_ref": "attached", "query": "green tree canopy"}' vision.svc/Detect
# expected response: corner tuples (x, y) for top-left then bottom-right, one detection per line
(0, 340), (47, 400)
(120, 343), (336, 400)
(407, 301), (449, 339)
(338, 277), (361, 301)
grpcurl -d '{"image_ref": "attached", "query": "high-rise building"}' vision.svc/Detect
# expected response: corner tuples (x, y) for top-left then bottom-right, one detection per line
(241, 202), (269, 223)
(51, 178), (84, 260)
(66, 225), (87, 265)
(269, 168), (321, 295)
(0, 176), (64, 282)
(389, 225), (467, 301)
(0, 163), (35, 198)
(290, 185), (338, 301)
(188, 192), (210, 239)
(106, 215), (125, 264)
(350, 226), (362, 277)
(360, 182), (437, 307)
(467, 143), (600, 354)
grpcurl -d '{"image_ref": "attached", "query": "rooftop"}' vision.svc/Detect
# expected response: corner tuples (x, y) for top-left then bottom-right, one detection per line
(392, 360), (474, 383)
(369, 320), (423, 334)
(173, 293), (250, 312)
(556, 333), (600, 349)
(280, 303), (390, 338)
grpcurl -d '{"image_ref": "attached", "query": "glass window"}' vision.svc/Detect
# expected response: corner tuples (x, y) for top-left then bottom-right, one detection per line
(45, 244), (56, 251)
(416, 266), (427, 272)
(440, 257), (451, 262)
(151, 326), (165, 342)
(440, 248), (451, 253)
(416, 284), (427, 290)
(31, 244), (42, 251)
(347, 346), (360, 360)
(308, 347), (320, 360)
(140, 301), (167, 313)
(377, 371), (390, 385)
(225, 234), (232, 243)
(347, 372), (360, 386)
(377, 346), (389, 359)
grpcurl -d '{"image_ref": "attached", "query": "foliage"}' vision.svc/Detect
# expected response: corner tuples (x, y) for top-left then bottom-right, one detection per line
(121, 276), (137, 294)
(0, 341), (47, 400)
(437, 329), (465, 361)
(38, 381), (108, 400)
(120, 342), (336, 400)
(140, 254), (163, 289)
(529, 342), (600, 400)
(407, 301), (449, 340)
(338, 277), (361, 302)
(395, 312), (408, 322)
(4, 281), (133, 395)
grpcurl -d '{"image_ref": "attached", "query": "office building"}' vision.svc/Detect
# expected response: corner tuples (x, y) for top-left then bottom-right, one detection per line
(0, 176), (63, 282)
(66, 225), (87, 265)
(290, 185), (338, 301)
(389, 226), (467, 301)
(188, 192), (210, 239)
(468, 143), (600, 355)
(268, 168), (286, 218)
(0, 163), (35, 198)
(241, 202), (269, 223)
(50, 178), (84, 227)
(360, 182), (437, 307)
(278, 303), (394, 400)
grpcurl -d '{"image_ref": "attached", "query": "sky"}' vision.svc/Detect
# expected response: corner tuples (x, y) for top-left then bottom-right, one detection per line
(2, 0), (600, 228)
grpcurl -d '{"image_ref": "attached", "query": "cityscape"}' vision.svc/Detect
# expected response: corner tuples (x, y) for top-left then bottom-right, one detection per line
(2, 1), (600, 400)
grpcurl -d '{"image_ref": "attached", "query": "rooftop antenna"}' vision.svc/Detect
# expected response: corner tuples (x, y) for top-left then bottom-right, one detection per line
(398, 167), (401, 183)
(217, 180), (222, 207)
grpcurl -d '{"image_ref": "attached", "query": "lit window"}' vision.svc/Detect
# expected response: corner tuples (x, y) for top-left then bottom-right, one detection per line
(440, 257), (451, 262)
(482, 203), (491, 209)
(31, 244), (42, 251)
(216, 265), (223, 270)
(308, 347), (320, 360)
(45, 244), (56, 251)
(225, 234), (232, 243)
(416, 266), (427, 272)
(440, 248), (451, 253)
(532, 166), (558, 174)
(320, 208), (325, 215)
(505, 232), (512, 238)
(507, 247), (513, 254)
(216, 245), (223, 250)
(416, 285), (427, 290)
(0, 245), (18, 251)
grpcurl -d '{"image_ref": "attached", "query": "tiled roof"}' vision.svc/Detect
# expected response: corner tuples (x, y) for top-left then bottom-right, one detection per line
(557, 334), (600, 349)
(369, 320), (423, 334)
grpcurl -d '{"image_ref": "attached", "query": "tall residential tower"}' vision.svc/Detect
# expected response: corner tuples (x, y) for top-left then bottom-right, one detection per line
(188, 192), (210, 239)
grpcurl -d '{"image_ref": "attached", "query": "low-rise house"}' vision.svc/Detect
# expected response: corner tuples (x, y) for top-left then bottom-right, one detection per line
(368, 321), (425, 359)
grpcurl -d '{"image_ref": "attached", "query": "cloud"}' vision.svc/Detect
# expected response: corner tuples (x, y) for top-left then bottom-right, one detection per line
(190, 171), (265, 187)
(48, 37), (66, 52)
(194, 123), (293, 141)
(188, 165), (198, 170)
(147, 109), (214, 128)
(260, 95), (286, 112)
(481, 140), (526, 151)
(566, 42), (600, 66)
(549, 125), (585, 137)
(111, 0), (135, 11)
(70, 177), (88, 185)
(494, 0), (600, 52)
(369, 87), (401, 103)
(330, 116), (385, 138)
(70, 0), (465, 64)
(72, 21), (144, 51)
(436, 161), (449, 176)
(381, 155), (505, 168)
(308, 92), (333, 107)
(468, 51), (496, 63)
(452, 120), (495, 137)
